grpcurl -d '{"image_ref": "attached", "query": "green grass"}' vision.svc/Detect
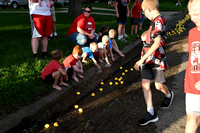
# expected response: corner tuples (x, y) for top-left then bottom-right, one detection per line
(0, 0), (188, 115)
(0, 12), (143, 115)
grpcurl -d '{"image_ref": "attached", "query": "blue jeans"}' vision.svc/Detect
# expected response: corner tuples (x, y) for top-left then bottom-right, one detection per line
(68, 32), (98, 47)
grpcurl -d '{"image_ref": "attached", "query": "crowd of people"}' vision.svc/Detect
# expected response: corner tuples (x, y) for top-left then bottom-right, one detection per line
(29, 0), (200, 131)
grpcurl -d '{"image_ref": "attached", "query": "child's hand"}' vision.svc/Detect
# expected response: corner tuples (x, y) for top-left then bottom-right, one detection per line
(134, 59), (143, 71)
(195, 81), (200, 91)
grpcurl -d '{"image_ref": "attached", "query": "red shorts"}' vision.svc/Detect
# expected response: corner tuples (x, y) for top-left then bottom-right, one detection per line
(93, 51), (100, 59)
(32, 14), (52, 37)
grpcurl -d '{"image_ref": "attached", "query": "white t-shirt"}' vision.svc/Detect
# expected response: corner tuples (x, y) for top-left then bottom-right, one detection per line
(29, 0), (51, 16)
(97, 42), (105, 48)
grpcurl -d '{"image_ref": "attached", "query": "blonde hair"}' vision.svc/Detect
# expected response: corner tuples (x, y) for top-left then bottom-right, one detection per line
(109, 29), (116, 36)
(142, 0), (159, 11)
(72, 46), (83, 56)
(102, 35), (110, 46)
(52, 49), (63, 61)
(90, 42), (98, 49)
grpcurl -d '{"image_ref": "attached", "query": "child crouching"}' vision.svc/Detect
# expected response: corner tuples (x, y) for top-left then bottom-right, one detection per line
(41, 49), (68, 90)
(63, 46), (84, 82)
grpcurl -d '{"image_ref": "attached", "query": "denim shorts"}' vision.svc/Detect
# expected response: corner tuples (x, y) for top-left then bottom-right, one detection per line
(68, 32), (98, 46)
(141, 65), (166, 83)
(186, 93), (200, 116)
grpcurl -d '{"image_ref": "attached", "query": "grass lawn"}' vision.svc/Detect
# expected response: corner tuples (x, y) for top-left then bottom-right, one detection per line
(0, 0), (188, 116)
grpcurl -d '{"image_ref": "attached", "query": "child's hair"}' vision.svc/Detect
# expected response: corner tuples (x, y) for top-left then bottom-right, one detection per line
(142, 0), (159, 11)
(109, 29), (116, 36)
(141, 30), (148, 41)
(72, 46), (83, 56)
(90, 42), (98, 49)
(102, 35), (110, 46)
(85, 5), (92, 12)
(52, 49), (63, 61)
(100, 24), (109, 32)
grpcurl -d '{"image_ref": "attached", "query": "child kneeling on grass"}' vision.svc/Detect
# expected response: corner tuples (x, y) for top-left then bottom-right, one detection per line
(82, 42), (102, 72)
(63, 46), (84, 83)
(41, 49), (68, 91)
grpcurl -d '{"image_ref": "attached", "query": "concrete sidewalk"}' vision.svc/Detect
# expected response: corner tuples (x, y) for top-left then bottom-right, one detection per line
(0, 10), (186, 133)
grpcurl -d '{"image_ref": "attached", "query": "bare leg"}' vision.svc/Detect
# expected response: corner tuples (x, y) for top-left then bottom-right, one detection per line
(72, 70), (79, 82)
(52, 71), (62, 90)
(135, 25), (138, 35)
(185, 114), (200, 133)
(52, 21), (57, 35)
(82, 52), (88, 63)
(155, 82), (169, 95)
(131, 25), (134, 35)
(122, 25), (125, 35)
(31, 37), (40, 54)
(59, 75), (68, 87)
(112, 39), (125, 57)
(76, 60), (84, 78)
(142, 79), (153, 108)
(118, 24), (123, 39)
(41, 36), (48, 52)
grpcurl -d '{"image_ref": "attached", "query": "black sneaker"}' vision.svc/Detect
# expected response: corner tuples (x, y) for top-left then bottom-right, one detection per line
(161, 90), (174, 109)
(139, 112), (159, 126)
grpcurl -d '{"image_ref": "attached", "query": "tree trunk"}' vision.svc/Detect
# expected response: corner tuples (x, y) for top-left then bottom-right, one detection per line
(68, 0), (82, 16)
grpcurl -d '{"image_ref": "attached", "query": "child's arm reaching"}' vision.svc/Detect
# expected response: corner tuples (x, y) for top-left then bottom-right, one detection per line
(92, 58), (101, 70)
(134, 37), (161, 71)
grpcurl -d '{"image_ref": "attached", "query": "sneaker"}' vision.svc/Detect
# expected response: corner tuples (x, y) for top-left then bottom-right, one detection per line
(161, 90), (174, 109)
(139, 112), (159, 126)
(54, 32), (57, 37)
(118, 38), (128, 43)
(123, 33), (128, 38)
(50, 33), (53, 37)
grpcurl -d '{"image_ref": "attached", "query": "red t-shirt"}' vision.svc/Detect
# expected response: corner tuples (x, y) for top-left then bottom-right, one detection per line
(142, 15), (167, 70)
(131, 1), (141, 18)
(67, 13), (96, 37)
(184, 27), (200, 94)
(63, 54), (78, 69)
(41, 59), (61, 80)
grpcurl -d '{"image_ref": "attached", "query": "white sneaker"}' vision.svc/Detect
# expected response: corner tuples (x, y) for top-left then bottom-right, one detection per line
(54, 32), (57, 37)
(50, 33), (53, 37)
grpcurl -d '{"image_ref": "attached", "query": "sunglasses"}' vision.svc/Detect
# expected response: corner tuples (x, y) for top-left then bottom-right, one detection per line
(84, 10), (92, 13)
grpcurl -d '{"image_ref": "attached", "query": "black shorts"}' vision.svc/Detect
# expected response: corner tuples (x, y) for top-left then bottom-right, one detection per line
(66, 66), (73, 79)
(117, 16), (127, 25)
(141, 65), (166, 83)
(130, 17), (139, 25)
(43, 73), (54, 84)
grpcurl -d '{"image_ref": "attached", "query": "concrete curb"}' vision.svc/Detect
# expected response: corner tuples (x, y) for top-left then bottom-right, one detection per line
(0, 11), (187, 133)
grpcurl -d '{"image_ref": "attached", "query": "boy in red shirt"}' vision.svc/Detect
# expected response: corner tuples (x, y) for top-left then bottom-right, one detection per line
(134, 0), (174, 126)
(41, 49), (68, 90)
(63, 46), (84, 83)
(185, 0), (200, 132)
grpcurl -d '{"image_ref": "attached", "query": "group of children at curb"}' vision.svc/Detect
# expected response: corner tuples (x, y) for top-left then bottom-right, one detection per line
(40, 0), (200, 131)
(41, 26), (125, 90)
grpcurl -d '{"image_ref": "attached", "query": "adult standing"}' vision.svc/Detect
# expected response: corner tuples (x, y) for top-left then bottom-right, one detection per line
(50, 0), (58, 37)
(67, 6), (98, 47)
(115, 0), (129, 43)
(29, 0), (52, 58)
